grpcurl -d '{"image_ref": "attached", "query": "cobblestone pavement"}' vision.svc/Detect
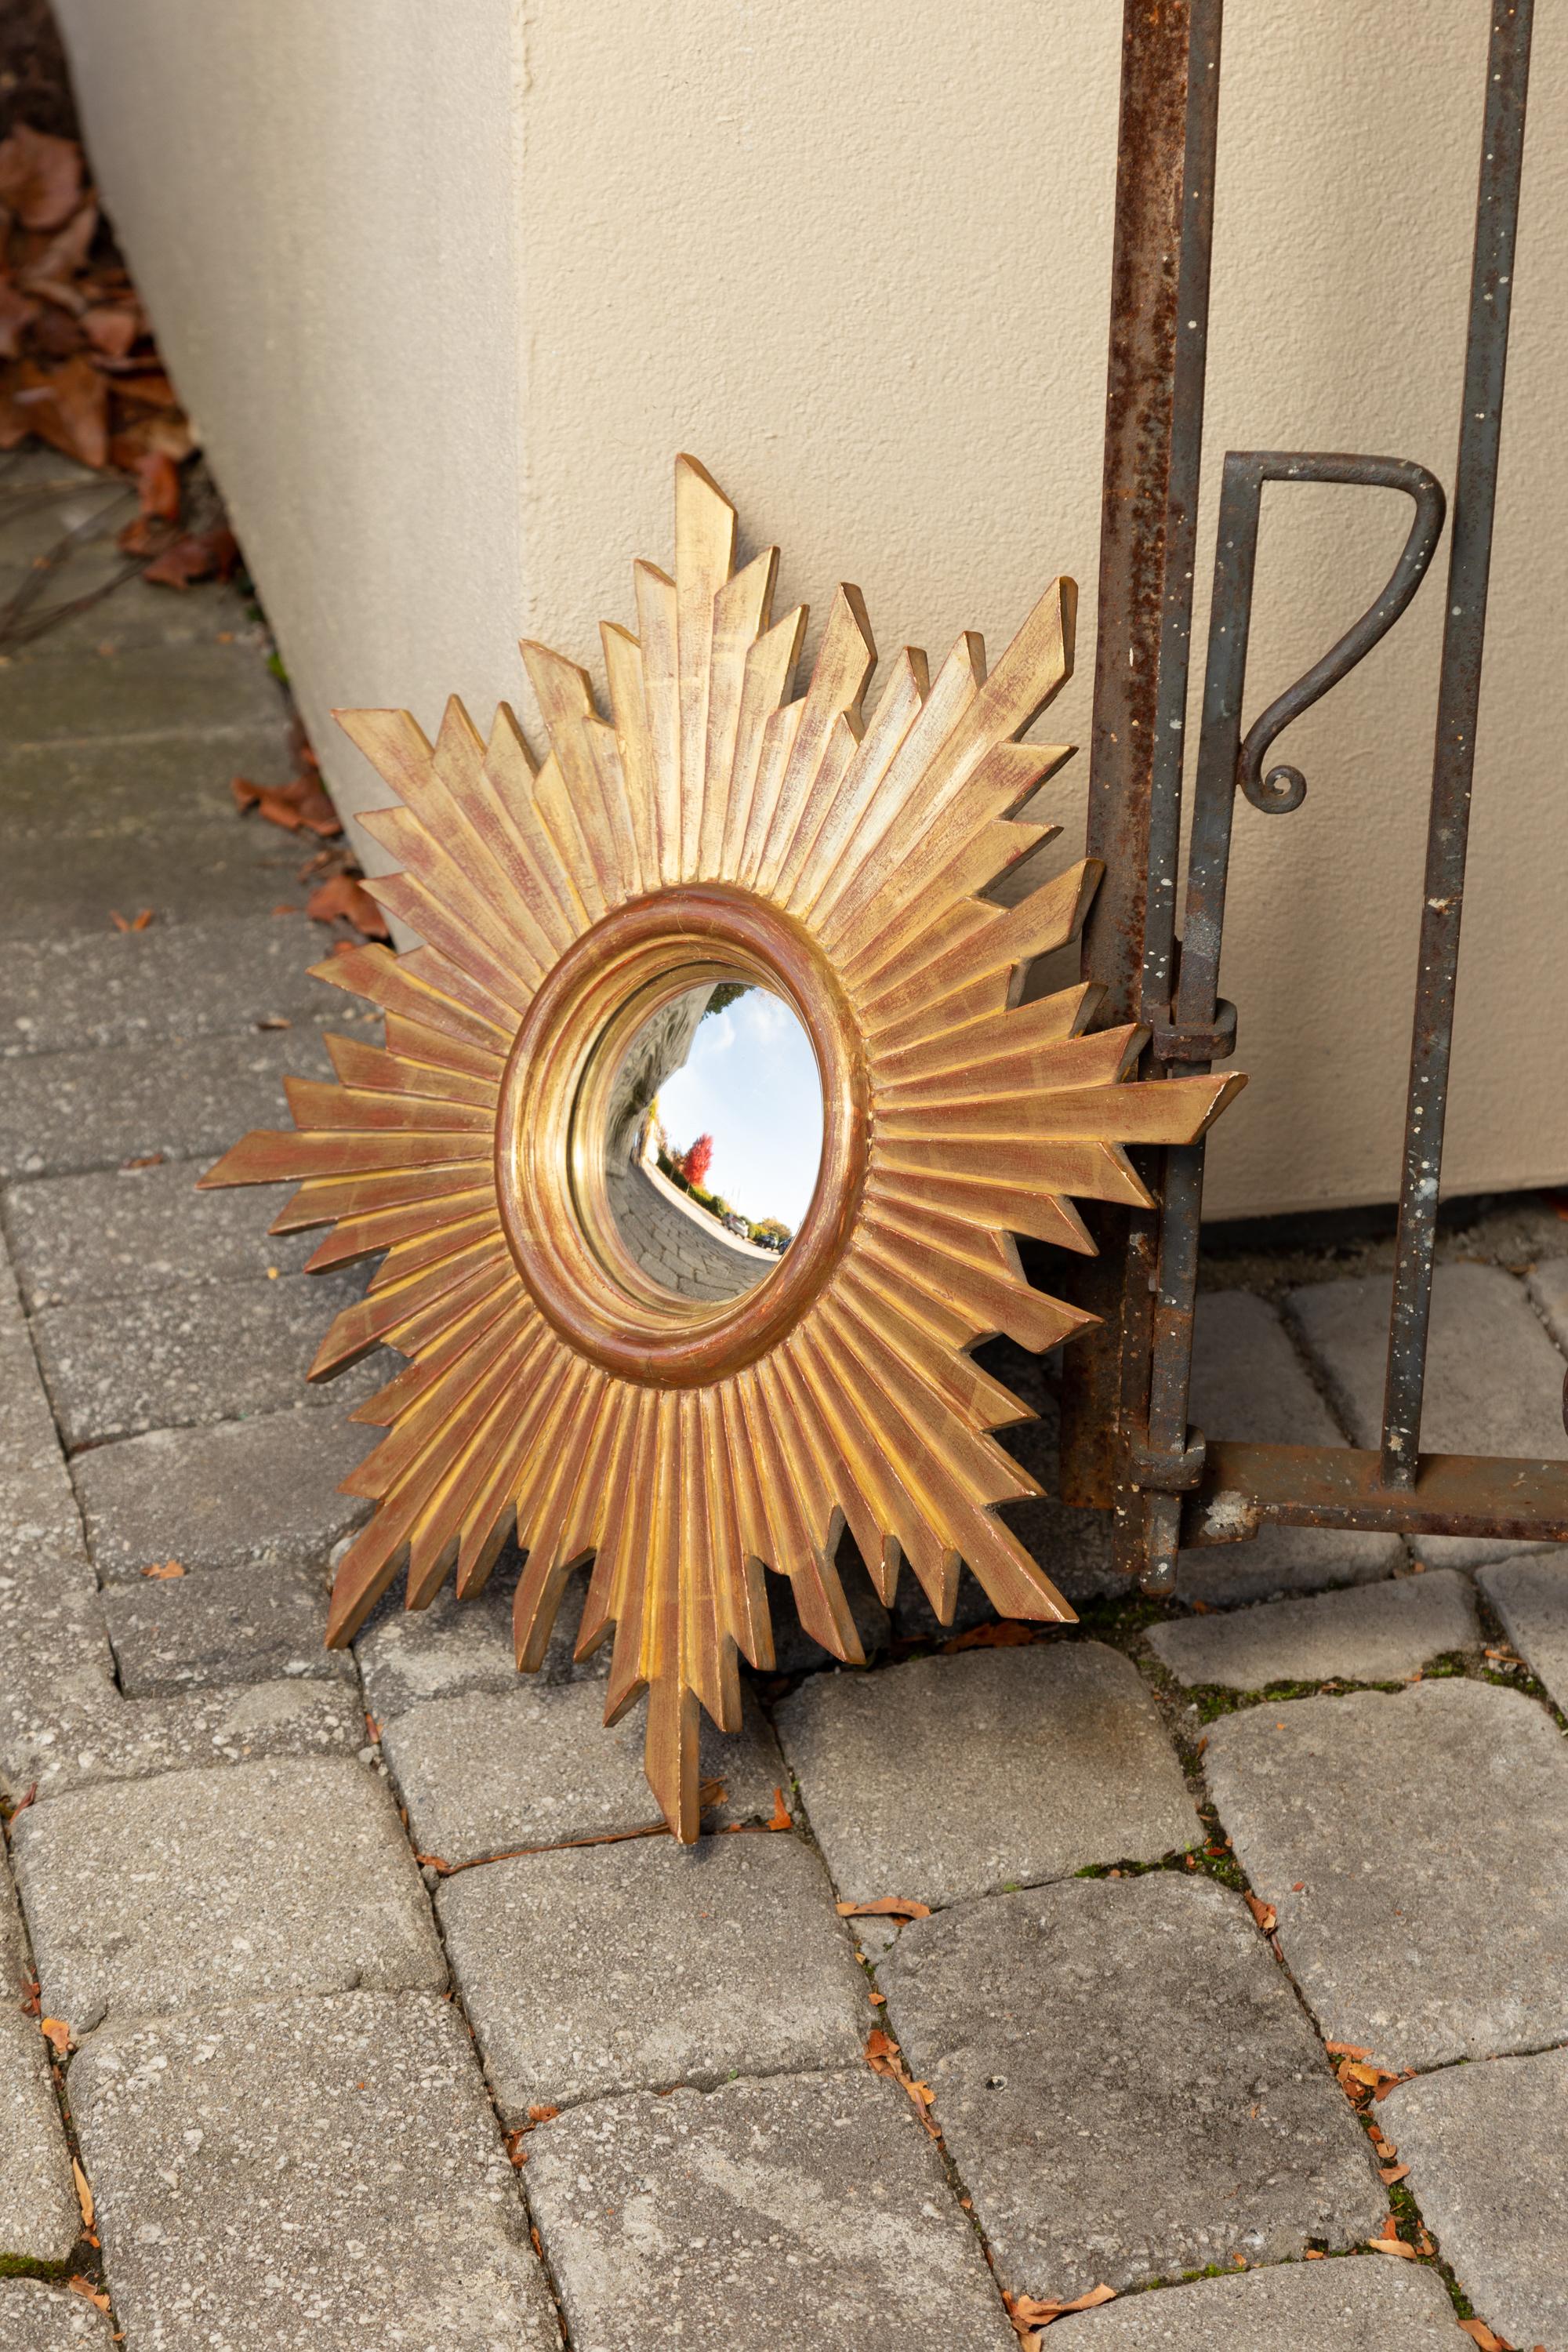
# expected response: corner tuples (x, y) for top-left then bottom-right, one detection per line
(2, 451), (1567, 2347)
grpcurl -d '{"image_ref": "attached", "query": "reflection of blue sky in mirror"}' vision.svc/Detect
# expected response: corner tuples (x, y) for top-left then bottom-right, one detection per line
(657, 989), (823, 1230)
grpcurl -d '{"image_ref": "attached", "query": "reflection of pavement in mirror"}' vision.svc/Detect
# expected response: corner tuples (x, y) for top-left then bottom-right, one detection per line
(603, 1155), (769, 1302)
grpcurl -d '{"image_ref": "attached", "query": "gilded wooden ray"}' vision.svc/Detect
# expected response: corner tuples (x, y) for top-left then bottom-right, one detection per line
(205, 456), (1244, 1838)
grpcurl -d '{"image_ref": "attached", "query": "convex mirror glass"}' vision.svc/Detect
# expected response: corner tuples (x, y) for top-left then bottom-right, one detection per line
(595, 975), (824, 1301)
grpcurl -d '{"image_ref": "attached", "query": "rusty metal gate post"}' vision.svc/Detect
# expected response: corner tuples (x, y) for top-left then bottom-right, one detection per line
(1060, 0), (1224, 1577)
(1060, 0), (1568, 1584)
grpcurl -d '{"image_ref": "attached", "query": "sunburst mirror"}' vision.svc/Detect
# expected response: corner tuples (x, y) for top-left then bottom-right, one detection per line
(205, 457), (1243, 1836)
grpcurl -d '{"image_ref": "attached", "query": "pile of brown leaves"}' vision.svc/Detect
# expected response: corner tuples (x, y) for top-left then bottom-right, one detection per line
(0, 119), (235, 591)
(0, 121), (187, 474)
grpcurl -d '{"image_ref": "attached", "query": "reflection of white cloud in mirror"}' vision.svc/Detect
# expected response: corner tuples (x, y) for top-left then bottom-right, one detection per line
(658, 988), (823, 1231)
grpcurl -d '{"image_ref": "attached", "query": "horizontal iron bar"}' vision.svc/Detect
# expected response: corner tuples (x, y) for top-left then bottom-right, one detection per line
(1181, 1440), (1568, 1547)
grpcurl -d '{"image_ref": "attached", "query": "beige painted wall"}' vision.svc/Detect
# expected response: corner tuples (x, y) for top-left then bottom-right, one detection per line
(54, 0), (1567, 1221)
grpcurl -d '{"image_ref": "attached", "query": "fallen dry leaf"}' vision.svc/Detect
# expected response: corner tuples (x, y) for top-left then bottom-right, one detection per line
(1004, 2283), (1117, 2343)
(134, 447), (181, 522)
(1365, 2229), (1417, 2259)
(527, 2103), (559, 2123)
(13, 350), (108, 467)
(944, 1618), (1036, 1653)
(39, 2016), (71, 2057)
(1457, 2321), (1513, 2350)
(307, 872), (389, 938)
(1326, 2042), (1373, 2060)
(836, 1896), (931, 1921)
(1243, 1893), (1276, 1934)
(0, 124), (83, 230)
(119, 1151), (165, 1171)
(140, 1560), (185, 1580)
(764, 1787), (791, 1831)
(22, 201), (100, 303)
(0, 281), (39, 361)
(1379, 2162), (1411, 2184)
(108, 907), (154, 932)
(66, 2277), (110, 2314)
(82, 303), (140, 360)
(72, 2158), (93, 2230)
(141, 524), (238, 588)
(259, 783), (339, 837)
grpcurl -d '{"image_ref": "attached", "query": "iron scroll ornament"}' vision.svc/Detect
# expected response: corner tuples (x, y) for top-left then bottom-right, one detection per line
(1227, 453), (1446, 816)
(204, 458), (1244, 1836)
(1172, 452), (1446, 1048)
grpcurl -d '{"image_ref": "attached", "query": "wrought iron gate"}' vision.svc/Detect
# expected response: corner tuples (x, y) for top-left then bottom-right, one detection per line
(1056, 0), (1568, 1593)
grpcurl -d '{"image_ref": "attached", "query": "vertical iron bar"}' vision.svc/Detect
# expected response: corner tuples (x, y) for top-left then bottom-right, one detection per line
(1082, 0), (1224, 1021)
(1061, 0), (1222, 1542)
(1380, 0), (1532, 1489)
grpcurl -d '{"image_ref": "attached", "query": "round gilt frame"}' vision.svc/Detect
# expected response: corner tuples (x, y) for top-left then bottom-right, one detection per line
(206, 456), (1243, 1837)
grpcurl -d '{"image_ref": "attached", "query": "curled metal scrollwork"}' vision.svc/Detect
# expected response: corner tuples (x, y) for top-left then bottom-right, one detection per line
(1235, 453), (1446, 814)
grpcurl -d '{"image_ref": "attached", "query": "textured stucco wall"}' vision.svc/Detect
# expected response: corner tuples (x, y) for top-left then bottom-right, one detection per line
(52, 0), (1568, 1220)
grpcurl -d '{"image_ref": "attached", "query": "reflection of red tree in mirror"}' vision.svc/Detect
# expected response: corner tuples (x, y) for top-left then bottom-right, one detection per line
(680, 1133), (713, 1190)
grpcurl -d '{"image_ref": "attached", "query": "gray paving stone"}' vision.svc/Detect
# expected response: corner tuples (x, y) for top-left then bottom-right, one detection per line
(1047, 2259), (1461, 2346)
(440, 1829), (866, 2118)
(1, 719), (292, 842)
(0, 717), (310, 942)
(526, 2069), (1018, 2352)
(1526, 1253), (1568, 1351)
(0, 1553), (115, 1796)
(1182, 1290), (1404, 1603)
(0, 2281), (114, 2350)
(0, 1022), (337, 1180)
(0, 913), (341, 1059)
(1148, 1570), (1479, 1691)
(34, 1266), (381, 1448)
(74, 1407), (371, 1582)
(382, 1679), (786, 1864)
(1289, 1264), (1568, 1566)
(5, 819), (307, 941)
(776, 1642), (1200, 1908)
(1382, 2045), (1568, 2352)
(5, 1162), (311, 1311)
(0, 1322), (70, 1490)
(11, 1756), (444, 2031)
(0, 1305), (103, 1784)
(355, 1554), (605, 1721)
(0, 1437), (83, 1570)
(880, 1874), (1383, 2299)
(71, 1991), (557, 2352)
(5, 1676), (366, 1803)
(0, 1857), (78, 2264)
(6, 636), (287, 746)
(1, 572), (256, 658)
(1478, 1552), (1568, 1712)
(1204, 1678), (1568, 2069)
(102, 1559), (347, 1694)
